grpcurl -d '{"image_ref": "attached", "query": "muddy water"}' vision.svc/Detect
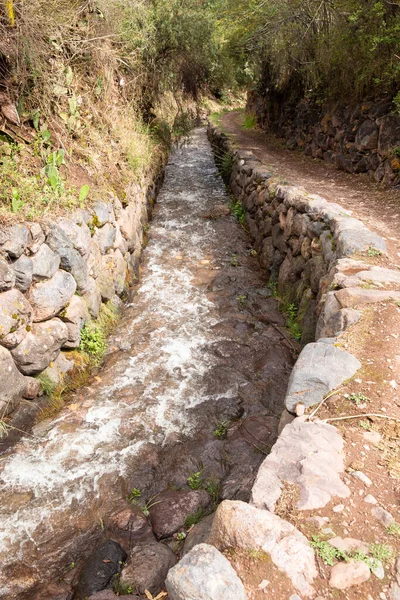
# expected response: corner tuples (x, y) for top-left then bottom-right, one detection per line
(0, 128), (294, 598)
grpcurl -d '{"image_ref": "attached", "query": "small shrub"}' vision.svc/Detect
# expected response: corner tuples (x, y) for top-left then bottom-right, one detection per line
(349, 392), (370, 405)
(229, 198), (246, 224)
(187, 470), (202, 490)
(310, 536), (349, 566)
(79, 322), (106, 362)
(214, 420), (229, 439)
(367, 247), (382, 257)
(243, 114), (256, 129)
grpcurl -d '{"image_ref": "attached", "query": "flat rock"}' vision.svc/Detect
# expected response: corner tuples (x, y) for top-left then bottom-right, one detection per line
(335, 287), (400, 308)
(166, 543), (247, 600)
(28, 270), (76, 322)
(31, 243), (60, 281)
(149, 490), (211, 539)
(251, 419), (350, 511)
(120, 542), (177, 595)
(209, 500), (316, 597)
(329, 559), (370, 590)
(328, 537), (369, 554)
(285, 341), (361, 412)
(0, 288), (32, 348)
(0, 256), (15, 291)
(74, 540), (127, 600)
(11, 318), (68, 374)
(371, 506), (395, 527)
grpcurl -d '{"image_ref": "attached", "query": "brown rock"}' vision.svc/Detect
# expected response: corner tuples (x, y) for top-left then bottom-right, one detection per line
(120, 542), (177, 595)
(329, 560), (370, 590)
(149, 490), (211, 539)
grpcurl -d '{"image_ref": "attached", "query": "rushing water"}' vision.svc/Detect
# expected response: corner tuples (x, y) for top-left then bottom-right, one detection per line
(0, 128), (293, 599)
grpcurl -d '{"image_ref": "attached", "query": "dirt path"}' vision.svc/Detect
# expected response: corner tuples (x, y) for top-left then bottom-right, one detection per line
(221, 111), (400, 265)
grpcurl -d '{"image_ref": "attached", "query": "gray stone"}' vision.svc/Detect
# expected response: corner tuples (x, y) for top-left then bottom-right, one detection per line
(46, 223), (90, 292)
(102, 250), (126, 295)
(328, 537), (369, 554)
(209, 500), (316, 597)
(355, 120), (379, 151)
(82, 278), (102, 318)
(120, 543), (177, 596)
(0, 288), (32, 348)
(166, 543), (247, 600)
(87, 239), (102, 279)
(41, 352), (75, 386)
(11, 318), (68, 374)
(114, 224), (129, 255)
(56, 217), (91, 259)
(284, 341), (361, 412)
(183, 514), (214, 555)
(251, 419), (350, 512)
(97, 256), (116, 301)
(390, 583), (400, 600)
(88, 593), (140, 600)
(93, 222), (116, 254)
(379, 114), (400, 156)
(117, 205), (140, 251)
(0, 346), (37, 416)
(371, 506), (395, 527)
(350, 470), (372, 486)
(27, 222), (45, 254)
(149, 490), (211, 539)
(12, 255), (33, 291)
(28, 270), (76, 322)
(31, 243), (60, 281)
(61, 295), (89, 348)
(92, 201), (115, 226)
(331, 216), (387, 256)
(0, 257), (15, 291)
(329, 560), (370, 590)
(0, 224), (30, 258)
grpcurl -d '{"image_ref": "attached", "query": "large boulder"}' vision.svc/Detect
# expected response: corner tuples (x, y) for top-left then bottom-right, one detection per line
(166, 543), (247, 600)
(61, 295), (90, 349)
(355, 119), (379, 151)
(284, 339), (361, 413)
(74, 540), (127, 600)
(120, 542), (177, 596)
(149, 490), (211, 539)
(0, 346), (38, 416)
(27, 270), (76, 322)
(0, 288), (33, 348)
(378, 114), (400, 156)
(11, 318), (68, 374)
(56, 217), (91, 260)
(209, 500), (316, 598)
(251, 419), (350, 512)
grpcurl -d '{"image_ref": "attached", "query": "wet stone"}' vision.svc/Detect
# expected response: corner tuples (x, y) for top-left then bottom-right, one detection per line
(74, 540), (127, 600)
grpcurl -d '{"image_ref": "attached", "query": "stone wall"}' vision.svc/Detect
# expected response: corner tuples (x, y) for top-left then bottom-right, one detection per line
(247, 93), (400, 187)
(0, 171), (164, 431)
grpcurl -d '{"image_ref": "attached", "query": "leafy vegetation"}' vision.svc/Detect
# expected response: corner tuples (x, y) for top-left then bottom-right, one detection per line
(214, 420), (229, 439)
(187, 470), (203, 490)
(229, 198), (246, 224)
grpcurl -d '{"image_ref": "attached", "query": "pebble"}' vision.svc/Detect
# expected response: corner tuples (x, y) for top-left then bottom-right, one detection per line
(364, 494), (378, 504)
(289, 596), (302, 600)
(372, 506), (395, 527)
(362, 430), (381, 445)
(321, 527), (335, 535)
(351, 470), (372, 486)
(307, 516), (330, 529)
(258, 580), (270, 590)
(333, 504), (344, 513)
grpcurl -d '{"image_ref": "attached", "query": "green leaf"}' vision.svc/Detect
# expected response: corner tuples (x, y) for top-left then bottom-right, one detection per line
(41, 130), (51, 142)
(68, 97), (78, 115)
(33, 111), (40, 131)
(79, 184), (90, 204)
(65, 66), (73, 86)
(45, 165), (60, 191)
(55, 149), (65, 167)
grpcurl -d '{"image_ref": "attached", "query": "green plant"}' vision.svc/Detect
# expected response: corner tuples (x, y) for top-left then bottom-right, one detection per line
(283, 302), (301, 341)
(36, 372), (58, 397)
(128, 488), (142, 503)
(243, 114), (256, 129)
(229, 198), (246, 224)
(349, 392), (370, 405)
(0, 420), (10, 439)
(230, 254), (238, 267)
(267, 278), (278, 297)
(236, 294), (247, 308)
(204, 479), (220, 506)
(214, 420), (229, 439)
(187, 470), (202, 490)
(310, 536), (349, 566)
(79, 322), (107, 362)
(386, 522), (400, 536)
(184, 508), (206, 528)
(141, 494), (162, 517)
(176, 532), (186, 541)
(369, 543), (392, 564)
(367, 247), (382, 257)
(359, 420), (372, 430)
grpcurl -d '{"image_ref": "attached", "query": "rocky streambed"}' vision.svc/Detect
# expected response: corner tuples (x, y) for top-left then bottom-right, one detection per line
(0, 128), (295, 599)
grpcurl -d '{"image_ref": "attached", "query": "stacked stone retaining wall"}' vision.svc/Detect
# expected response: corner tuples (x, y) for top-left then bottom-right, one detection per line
(247, 93), (400, 187)
(0, 170), (164, 434)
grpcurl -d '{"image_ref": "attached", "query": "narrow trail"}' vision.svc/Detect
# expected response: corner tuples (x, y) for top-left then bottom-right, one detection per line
(0, 128), (294, 598)
(222, 111), (400, 264)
